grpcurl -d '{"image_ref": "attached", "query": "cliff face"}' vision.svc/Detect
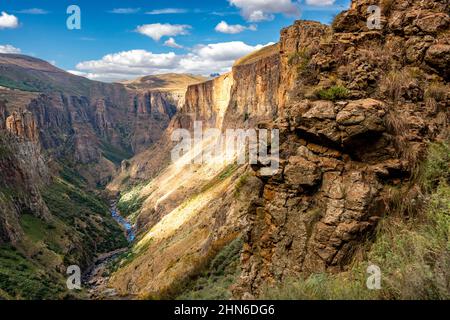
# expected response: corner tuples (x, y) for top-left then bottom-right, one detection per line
(0, 56), (200, 185)
(107, 40), (283, 297)
(233, 0), (449, 298)
(0, 102), (50, 244)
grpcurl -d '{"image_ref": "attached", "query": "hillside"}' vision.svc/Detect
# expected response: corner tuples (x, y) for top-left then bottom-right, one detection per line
(121, 73), (207, 93)
(0, 0), (449, 301)
(0, 55), (211, 299)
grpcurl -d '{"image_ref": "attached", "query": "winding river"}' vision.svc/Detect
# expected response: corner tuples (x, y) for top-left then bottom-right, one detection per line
(84, 200), (136, 299)
(110, 201), (136, 242)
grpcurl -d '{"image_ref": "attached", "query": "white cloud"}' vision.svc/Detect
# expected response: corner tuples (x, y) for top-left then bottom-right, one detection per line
(136, 23), (191, 41)
(72, 41), (272, 82)
(228, 0), (300, 22)
(146, 8), (187, 15)
(192, 41), (266, 62)
(0, 44), (21, 54)
(305, 0), (336, 5)
(0, 12), (19, 29)
(109, 8), (140, 14)
(15, 8), (49, 15)
(215, 21), (257, 34)
(67, 70), (87, 77)
(164, 37), (183, 49)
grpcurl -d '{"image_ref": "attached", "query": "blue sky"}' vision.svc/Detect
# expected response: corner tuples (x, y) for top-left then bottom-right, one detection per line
(0, 0), (350, 82)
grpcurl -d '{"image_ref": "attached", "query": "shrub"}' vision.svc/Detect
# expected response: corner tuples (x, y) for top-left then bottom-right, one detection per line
(260, 272), (373, 300)
(175, 237), (243, 300)
(420, 142), (450, 191)
(425, 82), (448, 111)
(380, 68), (420, 102)
(315, 86), (349, 101)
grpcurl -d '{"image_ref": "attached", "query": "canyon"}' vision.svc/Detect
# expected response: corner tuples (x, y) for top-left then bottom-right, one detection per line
(0, 0), (449, 300)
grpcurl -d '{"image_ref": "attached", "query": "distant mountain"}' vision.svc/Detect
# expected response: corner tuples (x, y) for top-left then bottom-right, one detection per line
(0, 54), (94, 95)
(121, 73), (207, 93)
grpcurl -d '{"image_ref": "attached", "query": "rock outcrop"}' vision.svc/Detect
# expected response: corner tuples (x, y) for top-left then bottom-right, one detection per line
(233, 0), (449, 298)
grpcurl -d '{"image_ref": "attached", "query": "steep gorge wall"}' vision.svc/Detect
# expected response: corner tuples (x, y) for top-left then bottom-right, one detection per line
(107, 41), (285, 297)
(0, 102), (50, 244)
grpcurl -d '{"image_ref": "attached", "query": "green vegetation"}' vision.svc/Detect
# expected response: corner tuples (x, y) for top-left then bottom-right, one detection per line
(117, 184), (145, 218)
(0, 162), (130, 299)
(314, 86), (349, 101)
(59, 164), (88, 189)
(261, 141), (450, 300)
(0, 77), (41, 92)
(100, 140), (133, 165)
(176, 237), (243, 300)
(288, 49), (312, 73)
(43, 177), (128, 255)
(420, 142), (450, 191)
(0, 245), (66, 299)
(261, 272), (372, 300)
(234, 173), (250, 197)
(200, 164), (239, 193)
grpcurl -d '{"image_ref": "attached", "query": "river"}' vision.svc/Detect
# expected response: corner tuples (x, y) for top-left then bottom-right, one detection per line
(83, 200), (136, 299)
(110, 200), (136, 242)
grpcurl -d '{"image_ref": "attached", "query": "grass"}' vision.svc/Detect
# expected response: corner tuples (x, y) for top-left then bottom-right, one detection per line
(117, 184), (145, 218)
(0, 245), (66, 299)
(234, 172), (250, 197)
(100, 140), (133, 165)
(42, 173), (128, 257)
(176, 237), (243, 300)
(314, 86), (349, 101)
(0, 77), (41, 92)
(0, 161), (129, 299)
(200, 163), (239, 193)
(19, 214), (48, 243)
(425, 82), (448, 111)
(420, 142), (450, 191)
(380, 68), (420, 102)
(234, 44), (279, 67)
(288, 49), (311, 71)
(260, 141), (450, 300)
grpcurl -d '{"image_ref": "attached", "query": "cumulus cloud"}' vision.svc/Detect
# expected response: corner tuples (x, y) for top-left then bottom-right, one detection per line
(305, 0), (336, 5)
(136, 23), (191, 41)
(0, 12), (19, 29)
(109, 8), (140, 14)
(0, 44), (21, 54)
(164, 37), (183, 49)
(146, 8), (187, 15)
(15, 8), (49, 15)
(71, 41), (272, 82)
(215, 21), (257, 34)
(228, 0), (300, 22)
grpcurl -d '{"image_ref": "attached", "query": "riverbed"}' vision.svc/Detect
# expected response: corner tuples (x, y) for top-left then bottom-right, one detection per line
(83, 201), (136, 299)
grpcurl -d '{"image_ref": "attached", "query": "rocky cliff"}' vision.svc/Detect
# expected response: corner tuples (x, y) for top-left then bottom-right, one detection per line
(0, 55), (203, 185)
(107, 0), (448, 299)
(233, 0), (449, 298)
